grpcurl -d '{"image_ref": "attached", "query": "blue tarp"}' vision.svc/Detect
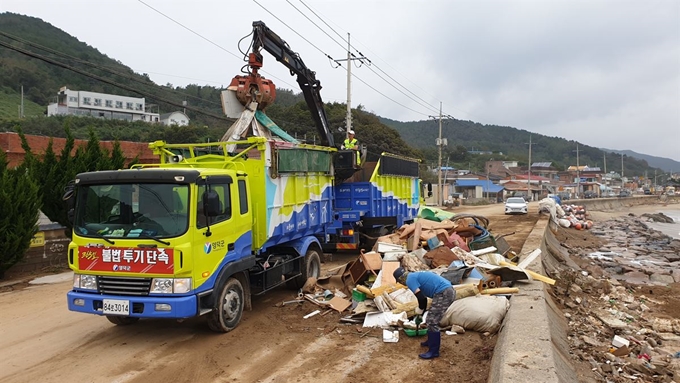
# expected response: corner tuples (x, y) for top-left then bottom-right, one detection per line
(255, 110), (299, 143)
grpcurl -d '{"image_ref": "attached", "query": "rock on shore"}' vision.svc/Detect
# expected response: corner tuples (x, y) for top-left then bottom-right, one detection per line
(550, 213), (680, 382)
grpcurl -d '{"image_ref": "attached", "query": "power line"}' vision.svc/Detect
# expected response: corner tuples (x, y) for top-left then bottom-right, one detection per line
(137, 0), (299, 91)
(351, 74), (432, 117)
(300, 0), (446, 112)
(360, 64), (439, 115)
(0, 39), (231, 121)
(138, 0), (241, 61)
(285, 0), (347, 53)
(283, 1), (438, 116)
(298, 0), (352, 47)
(0, 30), (224, 108)
(251, 0), (338, 64)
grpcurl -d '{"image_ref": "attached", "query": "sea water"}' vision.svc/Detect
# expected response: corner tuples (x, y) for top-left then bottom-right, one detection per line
(645, 208), (680, 240)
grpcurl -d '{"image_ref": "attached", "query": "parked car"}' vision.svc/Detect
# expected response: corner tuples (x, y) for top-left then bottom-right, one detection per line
(643, 188), (651, 195)
(618, 189), (632, 198)
(505, 197), (528, 215)
(584, 191), (597, 199)
(603, 190), (616, 198)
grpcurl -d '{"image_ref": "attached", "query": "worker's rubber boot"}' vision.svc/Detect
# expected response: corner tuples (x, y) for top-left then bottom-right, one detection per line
(419, 331), (440, 359)
(420, 332), (430, 347)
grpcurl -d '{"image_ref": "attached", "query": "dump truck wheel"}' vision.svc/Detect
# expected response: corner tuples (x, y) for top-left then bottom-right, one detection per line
(106, 316), (139, 326)
(207, 277), (244, 332)
(287, 248), (321, 289)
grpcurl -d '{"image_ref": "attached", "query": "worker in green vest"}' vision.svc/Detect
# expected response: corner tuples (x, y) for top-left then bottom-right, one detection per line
(342, 130), (360, 165)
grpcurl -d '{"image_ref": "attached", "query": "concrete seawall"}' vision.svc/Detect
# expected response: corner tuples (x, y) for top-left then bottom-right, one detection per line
(487, 216), (577, 383)
(488, 196), (678, 382)
(575, 195), (678, 212)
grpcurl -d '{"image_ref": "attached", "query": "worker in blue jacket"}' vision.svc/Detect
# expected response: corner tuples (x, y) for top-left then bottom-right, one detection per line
(393, 267), (456, 359)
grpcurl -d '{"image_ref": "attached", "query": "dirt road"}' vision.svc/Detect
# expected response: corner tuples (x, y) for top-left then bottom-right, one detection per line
(0, 203), (537, 383)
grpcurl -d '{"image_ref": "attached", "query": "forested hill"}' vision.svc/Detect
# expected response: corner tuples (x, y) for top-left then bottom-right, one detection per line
(0, 12), (227, 127)
(601, 149), (680, 173)
(379, 116), (666, 177)
(0, 12), (420, 161)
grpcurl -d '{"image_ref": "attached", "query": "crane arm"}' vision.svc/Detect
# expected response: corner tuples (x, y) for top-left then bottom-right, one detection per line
(248, 21), (334, 147)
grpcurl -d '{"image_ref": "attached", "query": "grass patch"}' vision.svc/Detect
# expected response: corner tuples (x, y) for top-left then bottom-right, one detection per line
(0, 90), (45, 120)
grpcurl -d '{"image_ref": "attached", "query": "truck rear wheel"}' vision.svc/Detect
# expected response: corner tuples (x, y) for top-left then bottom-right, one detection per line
(287, 248), (321, 289)
(207, 277), (244, 333)
(106, 316), (139, 326)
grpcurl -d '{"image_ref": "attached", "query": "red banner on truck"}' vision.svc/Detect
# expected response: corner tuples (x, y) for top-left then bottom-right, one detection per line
(78, 246), (174, 274)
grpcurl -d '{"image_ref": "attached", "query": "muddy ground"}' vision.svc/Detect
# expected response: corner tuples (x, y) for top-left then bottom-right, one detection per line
(0, 202), (540, 383)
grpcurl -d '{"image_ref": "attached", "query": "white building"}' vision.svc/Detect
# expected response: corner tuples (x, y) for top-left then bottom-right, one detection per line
(47, 87), (161, 123)
(160, 111), (189, 126)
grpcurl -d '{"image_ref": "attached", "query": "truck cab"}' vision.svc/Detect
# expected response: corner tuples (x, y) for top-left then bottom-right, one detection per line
(67, 167), (255, 329)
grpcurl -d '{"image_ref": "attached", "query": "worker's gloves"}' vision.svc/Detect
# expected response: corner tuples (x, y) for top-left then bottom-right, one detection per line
(414, 307), (424, 315)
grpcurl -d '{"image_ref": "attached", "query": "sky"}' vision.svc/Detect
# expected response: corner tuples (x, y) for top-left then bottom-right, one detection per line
(3, 0), (679, 161)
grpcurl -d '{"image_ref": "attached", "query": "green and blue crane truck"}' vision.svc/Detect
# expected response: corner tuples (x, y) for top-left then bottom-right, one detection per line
(65, 21), (422, 332)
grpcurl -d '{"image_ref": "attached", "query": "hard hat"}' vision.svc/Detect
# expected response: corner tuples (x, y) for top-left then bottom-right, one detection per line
(348, 130), (355, 135)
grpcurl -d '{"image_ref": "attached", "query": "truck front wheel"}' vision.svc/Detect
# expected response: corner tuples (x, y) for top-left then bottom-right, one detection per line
(207, 277), (244, 333)
(106, 316), (139, 326)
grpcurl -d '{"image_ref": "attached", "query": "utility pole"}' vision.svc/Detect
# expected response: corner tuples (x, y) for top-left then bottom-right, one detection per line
(603, 153), (607, 190)
(526, 134), (532, 201)
(621, 153), (624, 189)
(333, 33), (368, 138)
(654, 169), (657, 190)
(486, 162), (490, 201)
(437, 102), (444, 206)
(345, 33), (351, 135)
(20, 85), (24, 118)
(574, 144), (580, 198)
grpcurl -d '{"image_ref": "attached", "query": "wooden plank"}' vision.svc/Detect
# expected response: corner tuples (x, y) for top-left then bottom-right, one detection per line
(517, 249), (542, 269)
(371, 283), (406, 297)
(410, 221), (422, 251)
(360, 251), (383, 273)
(481, 287), (520, 295)
(328, 296), (352, 312)
(381, 261), (400, 286)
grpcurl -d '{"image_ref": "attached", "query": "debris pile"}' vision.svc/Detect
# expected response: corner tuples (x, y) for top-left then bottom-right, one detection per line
(538, 197), (593, 230)
(551, 213), (680, 381)
(282, 210), (555, 342)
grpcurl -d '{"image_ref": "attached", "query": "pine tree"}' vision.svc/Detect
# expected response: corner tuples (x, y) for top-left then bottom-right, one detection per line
(0, 150), (41, 278)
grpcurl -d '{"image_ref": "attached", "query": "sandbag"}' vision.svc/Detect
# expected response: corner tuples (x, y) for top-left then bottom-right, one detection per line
(558, 218), (571, 228)
(439, 295), (509, 333)
(538, 198), (557, 219)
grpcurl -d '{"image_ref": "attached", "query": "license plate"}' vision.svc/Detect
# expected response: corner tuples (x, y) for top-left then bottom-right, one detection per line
(102, 299), (130, 315)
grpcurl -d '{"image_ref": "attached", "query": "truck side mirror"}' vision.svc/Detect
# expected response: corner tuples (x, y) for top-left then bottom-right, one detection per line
(427, 183), (433, 197)
(203, 190), (221, 217)
(62, 182), (76, 224)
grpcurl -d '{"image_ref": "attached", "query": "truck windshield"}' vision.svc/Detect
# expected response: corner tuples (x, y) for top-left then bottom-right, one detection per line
(73, 183), (189, 239)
